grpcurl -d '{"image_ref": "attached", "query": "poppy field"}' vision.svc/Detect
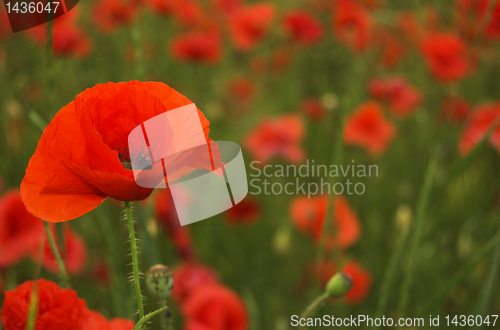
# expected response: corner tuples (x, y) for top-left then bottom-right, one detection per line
(0, 0), (500, 329)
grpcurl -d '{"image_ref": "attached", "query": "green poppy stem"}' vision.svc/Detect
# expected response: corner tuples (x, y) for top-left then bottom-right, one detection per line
(299, 292), (329, 330)
(125, 202), (145, 323)
(43, 222), (69, 288)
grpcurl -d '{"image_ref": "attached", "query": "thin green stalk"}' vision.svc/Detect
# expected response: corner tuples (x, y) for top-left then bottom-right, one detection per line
(43, 222), (69, 288)
(125, 202), (145, 323)
(131, 13), (145, 80)
(26, 282), (38, 330)
(398, 157), (437, 323)
(374, 226), (410, 327)
(419, 231), (500, 316)
(132, 306), (168, 330)
(299, 292), (329, 330)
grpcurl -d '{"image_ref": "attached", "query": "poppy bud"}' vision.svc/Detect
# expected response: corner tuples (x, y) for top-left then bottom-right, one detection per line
(325, 272), (353, 298)
(145, 264), (173, 301)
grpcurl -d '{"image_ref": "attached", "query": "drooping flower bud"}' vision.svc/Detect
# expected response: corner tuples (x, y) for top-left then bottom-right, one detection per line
(325, 272), (353, 298)
(145, 264), (173, 301)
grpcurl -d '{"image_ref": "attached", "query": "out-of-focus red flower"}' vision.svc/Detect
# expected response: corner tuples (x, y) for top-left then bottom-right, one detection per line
(213, 0), (243, 15)
(225, 196), (261, 225)
(145, 0), (176, 16)
(82, 311), (135, 330)
(183, 283), (248, 330)
(170, 30), (222, 64)
(459, 103), (500, 155)
(368, 77), (422, 117)
(398, 12), (422, 46)
(37, 224), (87, 275)
(343, 101), (396, 156)
(290, 195), (361, 248)
(441, 96), (470, 124)
(172, 262), (219, 303)
(93, 0), (136, 33)
(301, 98), (327, 121)
(420, 33), (469, 82)
(282, 11), (324, 45)
(342, 260), (372, 304)
(458, 0), (500, 39)
(0, 190), (44, 268)
(155, 189), (195, 260)
(332, 0), (373, 52)
(244, 115), (305, 164)
(21, 81), (213, 223)
(229, 3), (276, 51)
(376, 30), (406, 68)
(26, 9), (92, 58)
(0, 279), (90, 330)
(0, 9), (11, 42)
(228, 77), (256, 104)
(271, 47), (293, 73)
(92, 260), (111, 286)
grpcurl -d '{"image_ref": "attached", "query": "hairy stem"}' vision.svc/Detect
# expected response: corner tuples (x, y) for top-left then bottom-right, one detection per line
(125, 202), (145, 323)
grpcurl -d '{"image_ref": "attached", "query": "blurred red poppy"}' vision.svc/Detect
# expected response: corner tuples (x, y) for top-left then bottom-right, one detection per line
(0, 279), (90, 330)
(343, 101), (396, 156)
(21, 81), (213, 222)
(282, 10), (324, 45)
(301, 98), (327, 121)
(183, 283), (248, 330)
(290, 195), (361, 248)
(333, 0), (373, 52)
(170, 29), (222, 64)
(225, 196), (261, 225)
(458, 0), (500, 39)
(155, 189), (195, 260)
(342, 260), (372, 304)
(172, 262), (219, 303)
(229, 3), (276, 51)
(228, 77), (256, 105)
(420, 33), (469, 82)
(0, 190), (44, 268)
(171, 0), (204, 27)
(37, 224), (88, 275)
(441, 96), (470, 124)
(244, 115), (305, 164)
(82, 311), (135, 330)
(368, 77), (422, 117)
(25, 9), (92, 58)
(458, 103), (500, 155)
(213, 0), (243, 15)
(145, 0), (176, 16)
(93, 0), (137, 33)
(376, 30), (406, 68)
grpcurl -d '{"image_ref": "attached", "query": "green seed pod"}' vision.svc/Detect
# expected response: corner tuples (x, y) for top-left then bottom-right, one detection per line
(325, 272), (353, 298)
(145, 264), (174, 301)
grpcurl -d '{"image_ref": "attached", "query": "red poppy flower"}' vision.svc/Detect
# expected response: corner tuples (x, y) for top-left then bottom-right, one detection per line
(225, 196), (261, 225)
(342, 260), (372, 304)
(212, 0), (243, 15)
(93, 0), (137, 33)
(343, 101), (396, 156)
(183, 283), (248, 330)
(368, 77), (422, 117)
(155, 189), (195, 260)
(441, 96), (470, 124)
(228, 77), (256, 105)
(376, 30), (406, 68)
(92, 259), (111, 286)
(82, 311), (135, 330)
(458, 103), (500, 155)
(21, 81), (213, 223)
(290, 195), (361, 248)
(301, 98), (327, 121)
(332, 0), (373, 52)
(172, 262), (219, 303)
(458, 0), (500, 39)
(145, 0), (176, 16)
(0, 279), (90, 330)
(229, 3), (276, 51)
(25, 9), (92, 58)
(244, 115), (305, 164)
(0, 190), (44, 268)
(170, 30), (222, 64)
(36, 224), (88, 275)
(282, 11), (324, 45)
(420, 33), (469, 82)
(171, 0), (204, 27)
